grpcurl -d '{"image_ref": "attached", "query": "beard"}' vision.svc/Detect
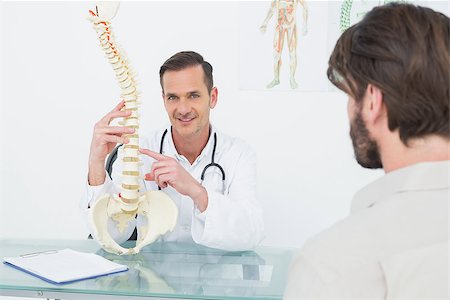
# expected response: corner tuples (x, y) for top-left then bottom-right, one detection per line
(350, 110), (383, 169)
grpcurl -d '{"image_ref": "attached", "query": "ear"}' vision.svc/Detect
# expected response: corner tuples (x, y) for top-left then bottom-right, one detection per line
(209, 87), (218, 109)
(364, 84), (385, 126)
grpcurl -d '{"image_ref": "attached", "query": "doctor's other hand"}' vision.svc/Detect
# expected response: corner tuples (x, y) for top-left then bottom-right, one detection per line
(88, 101), (134, 185)
(139, 148), (208, 212)
(89, 101), (135, 163)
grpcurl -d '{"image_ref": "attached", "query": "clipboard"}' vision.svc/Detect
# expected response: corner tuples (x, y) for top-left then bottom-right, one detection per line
(3, 248), (128, 284)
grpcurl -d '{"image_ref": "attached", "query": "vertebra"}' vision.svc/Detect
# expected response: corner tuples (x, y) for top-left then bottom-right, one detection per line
(87, 2), (178, 255)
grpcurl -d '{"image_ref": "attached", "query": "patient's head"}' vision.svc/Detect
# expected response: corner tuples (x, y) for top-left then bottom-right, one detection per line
(327, 3), (449, 168)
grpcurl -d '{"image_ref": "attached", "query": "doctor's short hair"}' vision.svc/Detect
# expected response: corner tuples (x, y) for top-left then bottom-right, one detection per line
(327, 3), (449, 145)
(159, 51), (214, 94)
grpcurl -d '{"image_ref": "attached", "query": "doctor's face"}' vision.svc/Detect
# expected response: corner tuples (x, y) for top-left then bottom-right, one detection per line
(162, 65), (217, 140)
(348, 96), (383, 169)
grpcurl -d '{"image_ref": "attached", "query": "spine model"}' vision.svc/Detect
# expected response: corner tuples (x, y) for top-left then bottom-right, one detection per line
(88, 5), (140, 209)
(87, 2), (178, 255)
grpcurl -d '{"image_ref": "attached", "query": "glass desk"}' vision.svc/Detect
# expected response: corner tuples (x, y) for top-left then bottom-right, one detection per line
(0, 239), (297, 300)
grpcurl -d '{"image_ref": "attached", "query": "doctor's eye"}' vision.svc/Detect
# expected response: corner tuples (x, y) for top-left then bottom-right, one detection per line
(167, 95), (178, 101)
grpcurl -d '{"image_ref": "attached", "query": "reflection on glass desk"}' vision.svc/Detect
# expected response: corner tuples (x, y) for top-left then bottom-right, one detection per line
(0, 239), (297, 300)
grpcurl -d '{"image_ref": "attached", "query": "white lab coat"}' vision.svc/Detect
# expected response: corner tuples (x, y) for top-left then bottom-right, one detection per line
(81, 125), (264, 251)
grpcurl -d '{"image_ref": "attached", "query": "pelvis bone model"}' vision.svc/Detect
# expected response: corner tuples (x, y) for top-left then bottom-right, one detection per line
(87, 2), (178, 255)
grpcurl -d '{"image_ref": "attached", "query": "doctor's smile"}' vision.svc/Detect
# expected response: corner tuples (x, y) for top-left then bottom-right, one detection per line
(175, 114), (197, 124)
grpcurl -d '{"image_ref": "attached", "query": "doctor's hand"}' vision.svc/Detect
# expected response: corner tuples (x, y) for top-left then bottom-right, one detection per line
(139, 148), (209, 212)
(88, 101), (135, 186)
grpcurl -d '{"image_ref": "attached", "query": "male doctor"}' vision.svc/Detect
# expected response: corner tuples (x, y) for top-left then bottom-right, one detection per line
(83, 51), (264, 251)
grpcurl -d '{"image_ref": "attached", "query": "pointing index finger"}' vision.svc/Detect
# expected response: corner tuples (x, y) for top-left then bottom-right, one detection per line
(139, 148), (168, 161)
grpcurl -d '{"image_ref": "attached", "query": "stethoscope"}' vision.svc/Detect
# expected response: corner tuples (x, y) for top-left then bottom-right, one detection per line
(159, 128), (226, 193)
(106, 128), (226, 193)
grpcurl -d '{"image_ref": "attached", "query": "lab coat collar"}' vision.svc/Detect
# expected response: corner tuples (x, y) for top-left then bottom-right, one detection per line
(351, 160), (450, 213)
(162, 124), (218, 165)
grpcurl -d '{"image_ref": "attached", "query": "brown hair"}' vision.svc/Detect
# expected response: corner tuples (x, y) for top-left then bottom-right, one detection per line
(159, 51), (214, 93)
(328, 3), (449, 144)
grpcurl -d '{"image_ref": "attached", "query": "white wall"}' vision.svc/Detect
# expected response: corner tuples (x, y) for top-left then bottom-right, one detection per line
(0, 1), (383, 251)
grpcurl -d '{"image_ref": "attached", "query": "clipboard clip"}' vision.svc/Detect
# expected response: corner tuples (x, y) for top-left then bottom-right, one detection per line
(20, 250), (58, 258)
